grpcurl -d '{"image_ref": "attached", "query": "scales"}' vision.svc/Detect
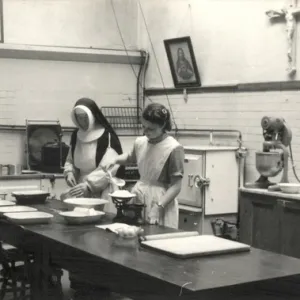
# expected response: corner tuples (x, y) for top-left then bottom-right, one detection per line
(109, 191), (145, 225)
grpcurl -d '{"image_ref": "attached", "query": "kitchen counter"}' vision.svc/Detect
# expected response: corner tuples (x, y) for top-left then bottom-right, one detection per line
(0, 173), (65, 180)
(239, 187), (300, 201)
(2, 200), (300, 299)
(239, 187), (300, 259)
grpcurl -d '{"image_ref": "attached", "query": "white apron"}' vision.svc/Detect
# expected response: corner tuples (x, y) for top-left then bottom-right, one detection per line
(131, 135), (179, 229)
(75, 132), (119, 199)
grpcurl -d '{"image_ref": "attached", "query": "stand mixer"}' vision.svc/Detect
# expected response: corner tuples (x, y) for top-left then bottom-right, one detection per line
(246, 116), (292, 190)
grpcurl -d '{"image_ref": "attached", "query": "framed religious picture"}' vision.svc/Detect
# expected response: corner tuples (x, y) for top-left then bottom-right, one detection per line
(164, 36), (201, 88)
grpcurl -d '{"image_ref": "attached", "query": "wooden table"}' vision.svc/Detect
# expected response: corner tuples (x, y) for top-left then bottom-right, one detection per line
(1, 200), (300, 300)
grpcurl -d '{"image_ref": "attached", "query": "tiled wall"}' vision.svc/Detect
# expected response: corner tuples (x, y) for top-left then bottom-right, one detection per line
(0, 129), (136, 168)
(147, 91), (300, 184)
(0, 57), (139, 167)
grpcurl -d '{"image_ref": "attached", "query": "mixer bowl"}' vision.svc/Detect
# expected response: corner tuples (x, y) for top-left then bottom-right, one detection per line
(255, 152), (283, 177)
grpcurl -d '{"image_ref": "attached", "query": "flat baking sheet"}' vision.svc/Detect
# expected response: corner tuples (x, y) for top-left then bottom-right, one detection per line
(141, 235), (250, 258)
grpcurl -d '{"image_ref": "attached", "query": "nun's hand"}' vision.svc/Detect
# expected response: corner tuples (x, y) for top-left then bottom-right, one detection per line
(69, 182), (89, 198)
(66, 173), (77, 187)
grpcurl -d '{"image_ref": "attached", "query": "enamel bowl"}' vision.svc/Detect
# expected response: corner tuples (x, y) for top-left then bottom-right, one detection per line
(63, 198), (109, 211)
(59, 208), (105, 225)
(278, 183), (300, 194)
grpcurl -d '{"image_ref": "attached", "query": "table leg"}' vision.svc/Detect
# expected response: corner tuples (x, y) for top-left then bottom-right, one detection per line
(30, 242), (51, 300)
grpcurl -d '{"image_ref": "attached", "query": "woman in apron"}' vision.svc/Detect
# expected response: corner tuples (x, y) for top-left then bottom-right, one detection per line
(63, 98), (125, 300)
(104, 103), (184, 228)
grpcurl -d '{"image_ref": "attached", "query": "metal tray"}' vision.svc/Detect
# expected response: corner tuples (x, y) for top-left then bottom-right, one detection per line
(0, 206), (37, 215)
(0, 200), (16, 207)
(4, 211), (53, 224)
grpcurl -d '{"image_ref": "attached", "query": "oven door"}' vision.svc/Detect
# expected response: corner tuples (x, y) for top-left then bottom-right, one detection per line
(177, 154), (203, 208)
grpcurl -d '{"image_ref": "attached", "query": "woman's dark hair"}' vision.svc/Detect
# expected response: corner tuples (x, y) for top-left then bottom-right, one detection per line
(142, 103), (172, 131)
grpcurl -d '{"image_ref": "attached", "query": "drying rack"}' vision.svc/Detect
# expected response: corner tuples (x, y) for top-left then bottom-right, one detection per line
(101, 106), (142, 130)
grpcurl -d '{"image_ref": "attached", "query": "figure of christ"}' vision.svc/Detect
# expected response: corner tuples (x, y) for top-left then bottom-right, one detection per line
(266, 3), (300, 75)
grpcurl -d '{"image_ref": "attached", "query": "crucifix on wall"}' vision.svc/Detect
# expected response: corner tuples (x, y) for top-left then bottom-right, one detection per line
(266, 0), (300, 76)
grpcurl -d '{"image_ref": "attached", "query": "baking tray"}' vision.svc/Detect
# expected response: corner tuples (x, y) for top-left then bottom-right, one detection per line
(141, 234), (250, 258)
(0, 206), (37, 215)
(4, 211), (54, 224)
(0, 200), (16, 207)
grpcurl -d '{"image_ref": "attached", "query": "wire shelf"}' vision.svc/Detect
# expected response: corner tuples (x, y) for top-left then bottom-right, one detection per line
(101, 106), (142, 130)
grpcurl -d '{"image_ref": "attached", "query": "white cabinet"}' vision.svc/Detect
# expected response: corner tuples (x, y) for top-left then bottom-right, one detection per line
(0, 175), (68, 201)
(178, 146), (241, 234)
(177, 154), (203, 207)
(0, 179), (41, 201)
(178, 146), (239, 215)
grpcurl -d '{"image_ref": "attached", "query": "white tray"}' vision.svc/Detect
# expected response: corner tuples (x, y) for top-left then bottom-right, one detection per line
(141, 235), (251, 258)
(4, 211), (53, 224)
(0, 200), (16, 207)
(0, 206), (37, 215)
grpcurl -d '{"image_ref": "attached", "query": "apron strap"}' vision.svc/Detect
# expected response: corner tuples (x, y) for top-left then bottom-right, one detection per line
(108, 132), (111, 148)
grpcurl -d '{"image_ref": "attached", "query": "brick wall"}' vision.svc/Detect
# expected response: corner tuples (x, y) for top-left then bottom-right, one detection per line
(147, 91), (300, 184)
(0, 57), (139, 166)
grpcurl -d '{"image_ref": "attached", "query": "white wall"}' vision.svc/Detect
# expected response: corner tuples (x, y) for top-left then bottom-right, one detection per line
(4, 0), (138, 49)
(138, 0), (300, 183)
(138, 0), (294, 86)
(0, 0), (140, 166)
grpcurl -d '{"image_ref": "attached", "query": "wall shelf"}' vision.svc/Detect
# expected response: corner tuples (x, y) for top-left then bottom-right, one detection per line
(0, 43), (143, 65)
(145, 81), (300, 96)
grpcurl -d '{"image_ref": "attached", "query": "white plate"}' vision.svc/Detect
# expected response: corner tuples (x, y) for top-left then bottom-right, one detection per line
(0, 200), (16, 207)
(59, 209), (105, 224)
(63, 198), (109, 209)
(0, 206), (37, 215)
(4, 211), (53, 224)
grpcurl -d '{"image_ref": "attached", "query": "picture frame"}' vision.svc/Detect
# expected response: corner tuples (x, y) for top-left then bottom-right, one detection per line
(164, 36), (201, 88)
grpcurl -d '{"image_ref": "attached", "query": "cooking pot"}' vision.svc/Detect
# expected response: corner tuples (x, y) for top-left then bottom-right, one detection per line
(41, 141), (69, 173)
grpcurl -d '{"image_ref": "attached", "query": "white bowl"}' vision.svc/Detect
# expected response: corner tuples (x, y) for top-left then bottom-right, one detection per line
(108, 190), (136, 200)
(63, 198), (109, 210)
(278, 183), (300, 194)
(59, 209), (105, 225)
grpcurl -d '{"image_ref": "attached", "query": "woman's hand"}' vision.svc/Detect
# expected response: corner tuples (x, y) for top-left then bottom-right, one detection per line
(69, 182), (89, 198)
(66, 173), (77, 187)
(102, 159), (117, 172)
(148, 203), (163, 225)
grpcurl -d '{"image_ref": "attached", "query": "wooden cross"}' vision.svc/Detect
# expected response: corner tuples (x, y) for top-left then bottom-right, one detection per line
(266, 0), (300, 76)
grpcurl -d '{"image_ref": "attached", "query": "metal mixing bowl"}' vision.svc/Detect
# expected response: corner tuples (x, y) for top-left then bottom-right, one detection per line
(255, 152), (283, 177)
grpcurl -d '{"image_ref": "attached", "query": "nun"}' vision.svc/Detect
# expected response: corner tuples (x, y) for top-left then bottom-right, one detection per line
(63, 97), (125, 299)
(63, 97), (125, 199)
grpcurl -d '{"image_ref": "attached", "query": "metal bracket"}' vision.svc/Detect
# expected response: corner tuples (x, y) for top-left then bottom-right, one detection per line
(194, 175), (210, 188)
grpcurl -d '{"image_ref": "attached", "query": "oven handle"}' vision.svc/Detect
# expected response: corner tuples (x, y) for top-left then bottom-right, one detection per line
(194, 175), (210, 188)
